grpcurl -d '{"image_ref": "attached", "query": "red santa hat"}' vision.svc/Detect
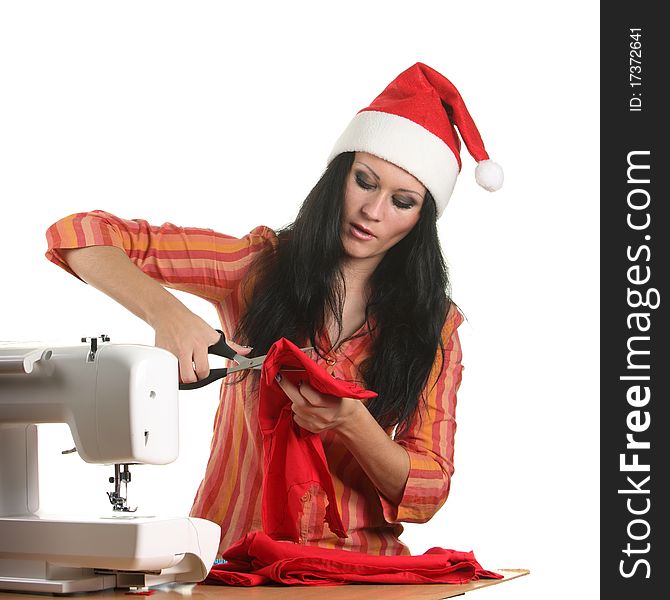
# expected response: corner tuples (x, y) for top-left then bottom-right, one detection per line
(328, 62), (503, 218)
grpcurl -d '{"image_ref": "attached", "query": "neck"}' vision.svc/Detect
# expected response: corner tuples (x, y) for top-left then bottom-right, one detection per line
(339, 256), (380, 294)
(326, 258), (376, 346)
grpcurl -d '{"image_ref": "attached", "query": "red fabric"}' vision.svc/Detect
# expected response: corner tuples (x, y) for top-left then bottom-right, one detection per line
(204, 531), (502, 586)
(258, 337), (378, 541)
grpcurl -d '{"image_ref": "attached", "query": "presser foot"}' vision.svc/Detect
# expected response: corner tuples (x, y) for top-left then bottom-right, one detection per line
(107, 463), (137, 512)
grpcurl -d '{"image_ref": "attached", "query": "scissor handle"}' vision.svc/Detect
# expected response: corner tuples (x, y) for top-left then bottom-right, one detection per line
(178, 330), (236, 391)
(207, 329), (238, 360)
(179, 368), (229, 390)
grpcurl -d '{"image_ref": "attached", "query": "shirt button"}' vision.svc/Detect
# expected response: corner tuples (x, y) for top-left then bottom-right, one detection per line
(301, 492), (311, 502)
(326, 358), (336, 366)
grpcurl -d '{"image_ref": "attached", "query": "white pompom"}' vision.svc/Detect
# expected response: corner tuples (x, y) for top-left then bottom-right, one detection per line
(475, 159), (504, 192)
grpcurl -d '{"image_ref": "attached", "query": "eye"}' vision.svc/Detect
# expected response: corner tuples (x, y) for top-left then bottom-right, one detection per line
(393, 196), (416, 210)
(355, 173), (376, 190)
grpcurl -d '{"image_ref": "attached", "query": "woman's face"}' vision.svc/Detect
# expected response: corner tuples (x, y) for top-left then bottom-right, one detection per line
(341, 152), (426, 269)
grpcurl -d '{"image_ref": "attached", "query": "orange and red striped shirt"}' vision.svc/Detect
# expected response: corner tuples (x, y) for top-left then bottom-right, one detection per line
(45, 210), (464, 556)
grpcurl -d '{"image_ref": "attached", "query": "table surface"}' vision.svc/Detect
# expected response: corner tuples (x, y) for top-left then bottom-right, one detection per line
(0, 569), (529, 599)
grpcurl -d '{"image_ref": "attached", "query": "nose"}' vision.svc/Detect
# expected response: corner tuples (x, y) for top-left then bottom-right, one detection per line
(360, 192), (385, 221)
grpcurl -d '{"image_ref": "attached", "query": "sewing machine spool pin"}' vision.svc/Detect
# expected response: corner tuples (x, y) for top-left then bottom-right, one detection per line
(107, 463), (137, 512)
(81, 334), (111, 362)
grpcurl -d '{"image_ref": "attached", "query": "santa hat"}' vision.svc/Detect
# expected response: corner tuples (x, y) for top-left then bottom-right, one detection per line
(328, 62), (503, 218)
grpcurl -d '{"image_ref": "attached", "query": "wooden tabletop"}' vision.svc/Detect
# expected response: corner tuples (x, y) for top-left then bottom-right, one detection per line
(0, 569), (528, 599)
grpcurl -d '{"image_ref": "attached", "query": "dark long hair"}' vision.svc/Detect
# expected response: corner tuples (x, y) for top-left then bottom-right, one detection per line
(235, 152), (452, 435)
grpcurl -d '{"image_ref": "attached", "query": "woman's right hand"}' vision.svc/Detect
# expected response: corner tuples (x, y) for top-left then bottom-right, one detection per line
(152, 306), (251, 385)
(152, 306), (220, 384)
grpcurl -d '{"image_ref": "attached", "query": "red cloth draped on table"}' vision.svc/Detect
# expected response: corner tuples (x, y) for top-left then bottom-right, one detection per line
(204, 338), (500, 586)
(258, 337), (378, 541)
(205, 531), (502, 586)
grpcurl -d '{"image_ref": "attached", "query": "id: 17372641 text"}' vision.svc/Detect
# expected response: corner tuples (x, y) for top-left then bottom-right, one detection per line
(629, 28), (642, 112)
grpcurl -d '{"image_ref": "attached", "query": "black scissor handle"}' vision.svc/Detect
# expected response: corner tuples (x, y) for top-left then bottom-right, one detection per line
(207, 329), (238, 360)
(178, 330), (235, 390)
(179, 368), (229, 390)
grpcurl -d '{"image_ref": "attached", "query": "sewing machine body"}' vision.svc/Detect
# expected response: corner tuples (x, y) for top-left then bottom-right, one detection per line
(0, 338), (221, 593)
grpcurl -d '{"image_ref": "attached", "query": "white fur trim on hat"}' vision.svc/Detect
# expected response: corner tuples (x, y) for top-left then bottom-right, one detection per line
(327, 111), (459, 218)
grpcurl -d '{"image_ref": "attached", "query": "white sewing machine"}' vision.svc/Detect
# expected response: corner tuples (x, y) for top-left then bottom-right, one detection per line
(0, 335), (220, 594)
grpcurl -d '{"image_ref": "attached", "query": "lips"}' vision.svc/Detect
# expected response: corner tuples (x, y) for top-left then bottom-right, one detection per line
(350, 222), (375, 240)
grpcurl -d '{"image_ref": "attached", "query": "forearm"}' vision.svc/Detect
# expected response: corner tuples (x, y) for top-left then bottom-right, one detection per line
(59, 246), (189, 326)
(336, 403), (410, 505)
(60, 246), (231, 383)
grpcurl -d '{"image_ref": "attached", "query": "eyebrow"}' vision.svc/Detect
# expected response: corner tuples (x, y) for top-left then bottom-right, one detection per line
(354, 161), (424, 198)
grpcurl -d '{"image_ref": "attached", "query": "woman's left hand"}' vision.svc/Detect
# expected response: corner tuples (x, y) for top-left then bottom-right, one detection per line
(274, 373), (360, 434)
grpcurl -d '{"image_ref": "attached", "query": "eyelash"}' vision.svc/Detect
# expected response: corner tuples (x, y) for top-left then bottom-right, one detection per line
(393, 198), (414, 210)
(355, 174), (415, 210)
(355, 174), (375, 191)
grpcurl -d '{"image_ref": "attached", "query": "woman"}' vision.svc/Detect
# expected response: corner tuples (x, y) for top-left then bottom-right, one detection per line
(45, 62), (502, 557)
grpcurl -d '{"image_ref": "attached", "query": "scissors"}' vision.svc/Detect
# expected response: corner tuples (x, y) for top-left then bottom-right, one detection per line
(179, 330), (311, 390)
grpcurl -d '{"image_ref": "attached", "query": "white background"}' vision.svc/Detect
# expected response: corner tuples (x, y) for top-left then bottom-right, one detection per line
(0, 2), (599, 598)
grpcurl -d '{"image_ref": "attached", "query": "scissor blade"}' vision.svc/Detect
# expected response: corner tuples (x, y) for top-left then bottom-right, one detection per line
(224, 356), (265, 373)
(226, 346), (313, 373)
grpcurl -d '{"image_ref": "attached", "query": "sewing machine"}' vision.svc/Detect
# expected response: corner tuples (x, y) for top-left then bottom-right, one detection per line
(0, 335), (220, 594)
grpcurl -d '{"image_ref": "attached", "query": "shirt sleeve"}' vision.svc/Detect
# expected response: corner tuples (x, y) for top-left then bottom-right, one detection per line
(45, 210), (277, 302)
(379, 304), (465, 524)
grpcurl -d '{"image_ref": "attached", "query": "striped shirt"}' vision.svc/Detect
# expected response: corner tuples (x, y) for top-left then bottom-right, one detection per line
(45, 210), (464, 557)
